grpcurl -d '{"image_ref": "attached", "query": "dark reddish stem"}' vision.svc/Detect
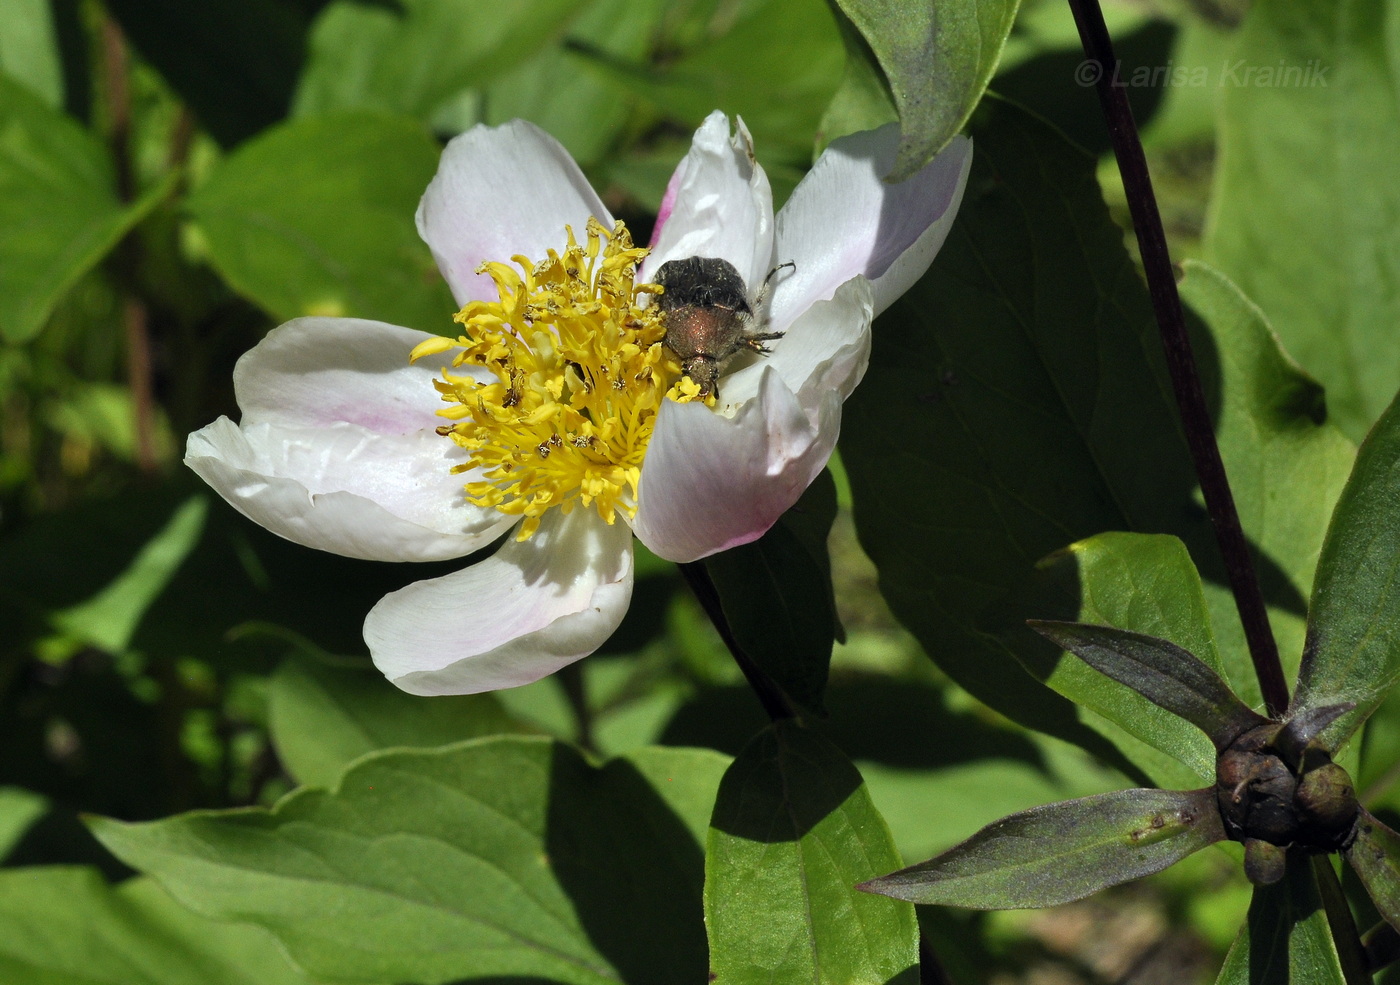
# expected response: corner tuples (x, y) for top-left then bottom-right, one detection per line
(101, 15), (158, 475)
(1065, 0), (1289, 717)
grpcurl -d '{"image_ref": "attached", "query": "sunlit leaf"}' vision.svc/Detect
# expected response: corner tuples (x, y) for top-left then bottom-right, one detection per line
(0, 75), (159, 342)
(268, 654), (531, 787)
(1291, 389), (1400, 750)
(0, 868), (313, 985)
(1037, 531), (1230, 788)
(91, 738), (726, 985)
(1214, 859), (1346, 985)
(707, 721), (918, 984)
(187, 111), (454, 331)
(827, 0), (1020, 178)
(1206, 0), (1400, 442)
(293, 0), (582, 120)
(864, 787), (1225, 909)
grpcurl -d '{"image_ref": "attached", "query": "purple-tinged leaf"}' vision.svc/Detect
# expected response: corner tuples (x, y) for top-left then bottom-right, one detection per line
(1344, 808), (1400, 936)
(1030, 621), (1267, 750)
(860, 787), (1224, 909)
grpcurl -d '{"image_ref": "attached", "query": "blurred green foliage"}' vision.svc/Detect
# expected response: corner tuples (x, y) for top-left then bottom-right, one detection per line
(3, 0), (1400, 982)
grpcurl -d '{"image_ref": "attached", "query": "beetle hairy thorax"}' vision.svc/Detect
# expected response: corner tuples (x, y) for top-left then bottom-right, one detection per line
(655, 256), (790, 398)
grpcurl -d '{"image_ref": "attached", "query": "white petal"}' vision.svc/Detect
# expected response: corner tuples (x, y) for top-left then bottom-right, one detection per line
(416, 119), (613, 306)
(187, 418), (512, 561)
(234, 317), (482, 431)
(769, 129), (971, 328)
(631, 367), (841, 563)
(719, 277), (874, 418)
(640, 112), (775, 292)
(365, 509), (634, 695)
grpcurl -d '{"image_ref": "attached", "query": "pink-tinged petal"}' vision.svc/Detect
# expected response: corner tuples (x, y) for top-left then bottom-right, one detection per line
(186, 418), (512, 561)
(769, 129), (971, 329)
(640, 112), (775, 292)
(365, 508), (633, 695)
(235, 317), (483, 432)
(416, 119), (613, 306)
(720, 277), (874, 418)
(631, 367), (841, 563)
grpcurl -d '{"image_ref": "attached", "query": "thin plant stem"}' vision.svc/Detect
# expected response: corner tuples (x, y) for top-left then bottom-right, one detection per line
(677, 562), (795, 723)
(101, 14), (159, 475)
(1065, 0), (1290, 717)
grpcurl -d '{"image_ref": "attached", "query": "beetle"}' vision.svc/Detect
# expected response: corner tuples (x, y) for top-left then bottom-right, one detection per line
(655, 256), (793, 398)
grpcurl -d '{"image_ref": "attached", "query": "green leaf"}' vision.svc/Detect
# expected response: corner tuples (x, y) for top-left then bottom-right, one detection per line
(103, 0), (306, 147)
(1214, 859), (1347, 985)
(0, 786), (47, 859)
(0, 868), (313, 985)
(707, 721), (918, 985)
(478, 0), (667, 166)
(617, 0), (847, 168)
(0, 0), (62, 107)
(1037, 531), (1232, 788)
(1205, 0), (1400, 442)
(268, 653), (532, 787)
(42, 496), (207, 660)
(0, 75), (158, 343)
(827, 0), (1020, 178)
(1344, 808), (1400, 935)
(187, 111), (455, 331)
(863, 787), (1225, 909)
(840, 99), (1352, 754)
(91, 738), (727, 985)
(704, 469), (841, 714)
(1291, 389), (1400, 749)
(1177, 260), (1357, 702)
(1030, 620), (1267, 754)
(293, 0), (582, 120)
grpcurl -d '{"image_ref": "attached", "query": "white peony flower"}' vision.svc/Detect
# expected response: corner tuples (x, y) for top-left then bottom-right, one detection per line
(186, 111), (971, 695)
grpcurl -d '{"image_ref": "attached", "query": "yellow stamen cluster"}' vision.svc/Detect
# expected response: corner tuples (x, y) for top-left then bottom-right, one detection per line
(411, 219), (697, 540)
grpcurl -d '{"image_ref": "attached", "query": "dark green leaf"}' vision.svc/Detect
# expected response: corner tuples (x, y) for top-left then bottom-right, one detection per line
(863, 787), (1225, 909)
(1030, 620), (1266, 752)
(187, 112), (455, 332)
(1205, 0), (1400, 442)
(44, 496), (207, 660)
(841, 100), (1351, 753)
(293, 0), (582, 121)
(0, 74), (160, 342)
(707, 721), (918, 984)
(1037, 531), (1231, 788)
(1292, 389), (1400, 749)
(268, 654), (534, 787)
(104, 0), (308, 146)
(0, 868), (313, 984)
(91, 738), (727, 985)
(704, 469), (841, 714)
(1215, 858), (1347, 985)
(479, 0), (668, 166)
(828, 0), (1020, 178)
(1344, 808), (1400, 936)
